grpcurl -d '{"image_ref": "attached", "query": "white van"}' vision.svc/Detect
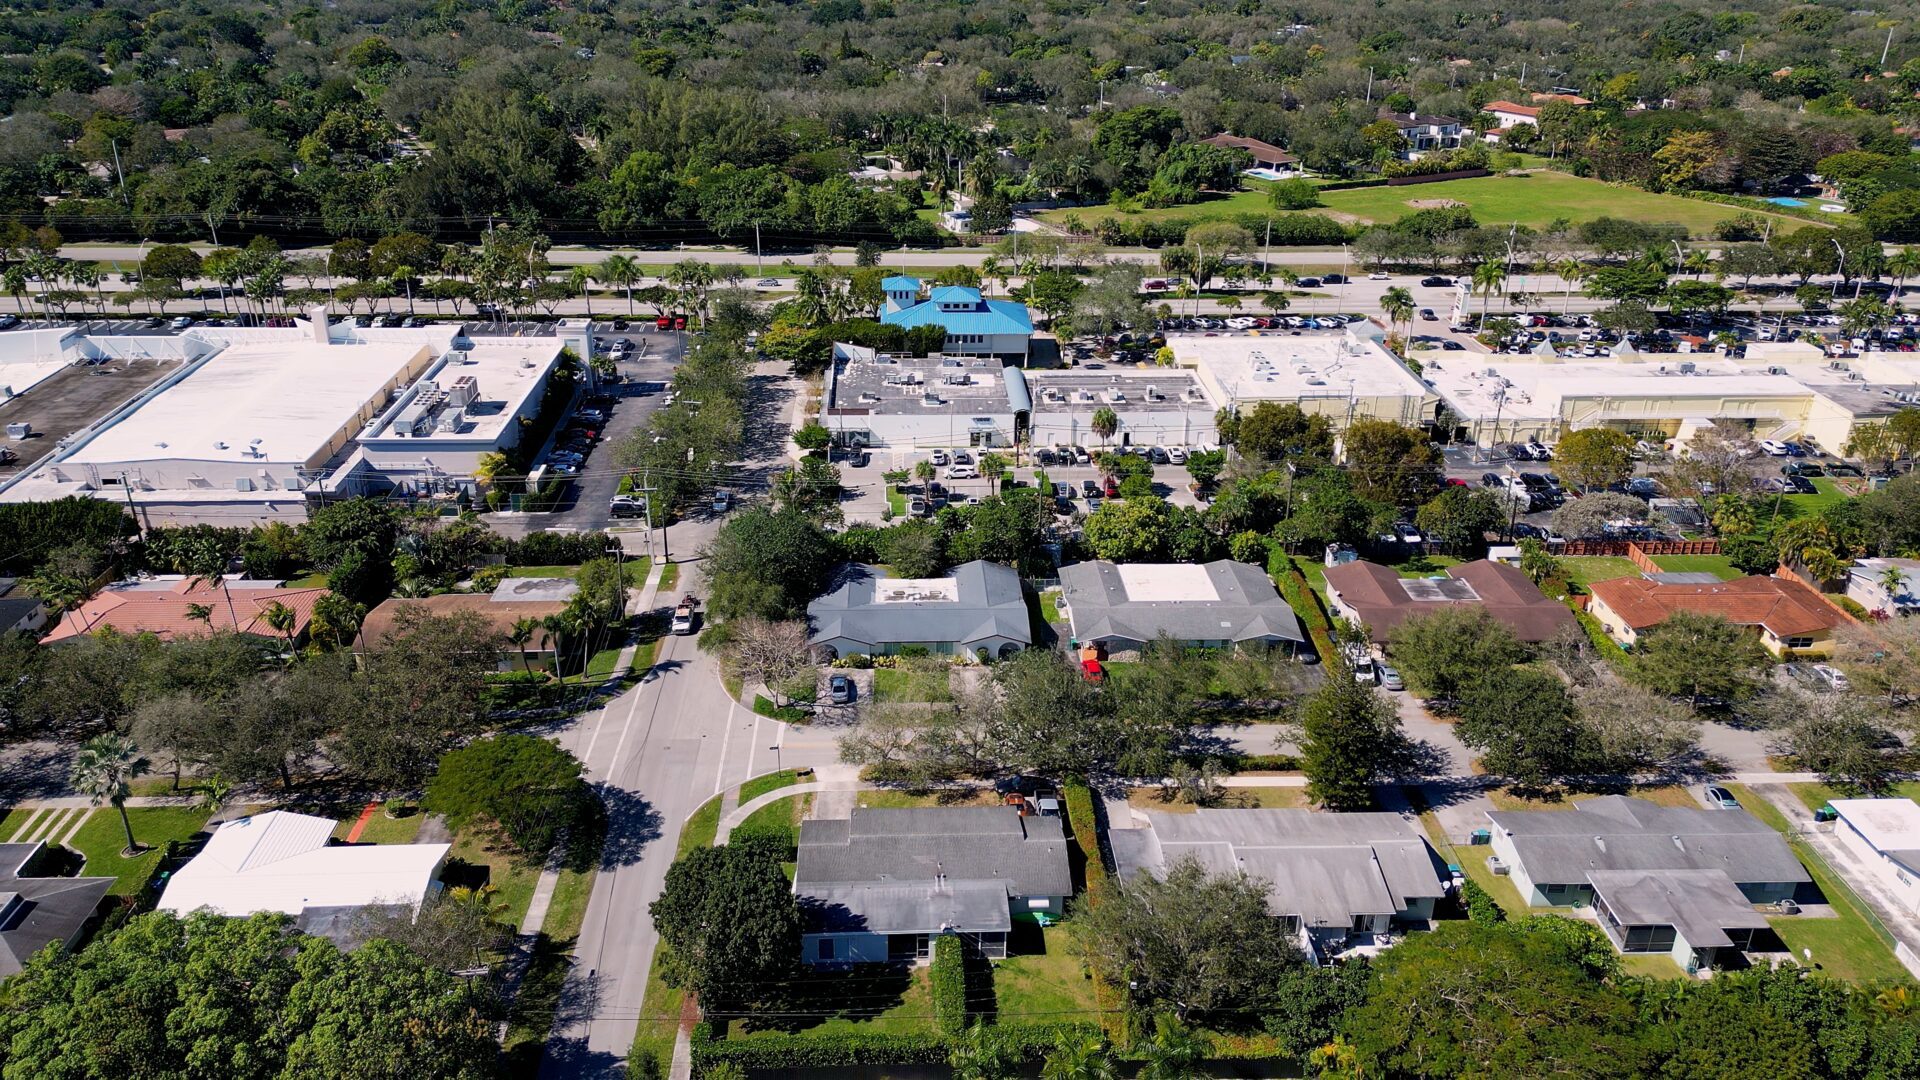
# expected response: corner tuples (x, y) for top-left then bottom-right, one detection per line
(945, 464), (979, 480)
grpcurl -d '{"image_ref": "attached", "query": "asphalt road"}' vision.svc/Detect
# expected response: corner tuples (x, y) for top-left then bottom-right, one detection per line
(538, 568), (844, 1078)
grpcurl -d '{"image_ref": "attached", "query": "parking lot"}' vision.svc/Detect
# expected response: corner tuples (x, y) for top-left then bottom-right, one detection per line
(532, 328), (686, 533)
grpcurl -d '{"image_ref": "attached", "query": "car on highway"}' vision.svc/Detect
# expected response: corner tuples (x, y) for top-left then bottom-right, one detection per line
(1297, 277), (1322, 288)
(757, 278), (780, 287)
(1420, 276), (1451, 287)
(1368, 270), (1389, 280)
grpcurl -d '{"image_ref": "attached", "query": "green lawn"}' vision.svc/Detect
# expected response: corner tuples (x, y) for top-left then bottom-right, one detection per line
(68, 806), (212, 895)
(330, 804), (427, 845)
(886, 488), (906, 516)
(1559, 556), (1643, 588)
(0, 807), (34, 841)
(739, 769), (802, 805)
(658, 564), (680, 592)
(1042, 590), (1066, 625)
(726, 965), (938, 1038)
(1777, 478), (1850, 519)
(1037, 172), (1820, 238)
(1650, 554), (1744, 580)
(504, 856), (598, 1071)
(509, 560), (652, 587)
(283, 571), (329, 589)
(1390, 554), (1463, 577)
(1415, 808), (1529, 917)
(993, 925), (1102, 1025)
(448, 823), (542, 929)
(872, 666), (953, 703)
(855, 788), (1002, 810)
(677, 793), (724, 859)
(1725, 784), (1911, 985)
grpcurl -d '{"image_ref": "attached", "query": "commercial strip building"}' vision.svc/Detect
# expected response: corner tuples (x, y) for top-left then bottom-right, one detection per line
(1585, 572), (1848, 656)
(1324, 559), (1577, 644)
(156, 810), (451, 939)
(1487, 797), (1809, 971)
(794, 808), (1071, 965)
(1109, 808), (1448, 962)
(0, 310), (583, 525)
(1057, 559), (1305, 657)
(1422, 348), (1920, 451)
(806, 560), (1031, 660)
(1173, 327), (1435, 432)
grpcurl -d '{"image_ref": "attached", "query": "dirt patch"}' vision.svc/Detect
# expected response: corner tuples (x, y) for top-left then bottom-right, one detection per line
(1404, 198), (1467, 210)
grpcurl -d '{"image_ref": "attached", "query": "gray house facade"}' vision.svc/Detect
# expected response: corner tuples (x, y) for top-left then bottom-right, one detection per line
(807, 560), (1031, 660)
(794, 808), (1072, 966)
(1109, 808), (1447, 962)
(1058, 559), (1305, 659)
(1487, 796), (1808, 971)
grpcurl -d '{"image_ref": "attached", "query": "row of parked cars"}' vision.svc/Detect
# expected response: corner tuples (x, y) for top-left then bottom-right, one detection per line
(1161, 314), (1359, 333)
(547, 397), (610, 477)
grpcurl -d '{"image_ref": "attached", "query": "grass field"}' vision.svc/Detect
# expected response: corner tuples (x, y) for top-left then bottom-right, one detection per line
(68, 806), (212, 895)
(1788, 782), (1920, 811)
(448, 823), (541, 929)
(511, 560), (652, 587)
(1126, 786), (1310, 813)
(1037, 172), (1819, 237)
(992, 925), (1102, 1025)
(1558, 556), (1643, 588)
(855, 788), (1002, 810)
(1486, 784), (1700, 812)
(330, 804), (427, 845)
(739, 769), (802, 805)
(1726, 784), (1910, 985)
(1650, 554), (1744, 580)
(872, 666), (953, 703)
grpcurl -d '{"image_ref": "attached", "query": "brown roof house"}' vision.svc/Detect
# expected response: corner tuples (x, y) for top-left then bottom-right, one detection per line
(1323, 559), (1577, 644)
(40, 577), (328, 646)
(1198, 133), (1300, 174)
(1585, 573), (1845, 656)
(356, 576), (576, 667)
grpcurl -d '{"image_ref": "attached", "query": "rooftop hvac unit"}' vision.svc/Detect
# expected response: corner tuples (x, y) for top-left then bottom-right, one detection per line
(447, 374), (480, 408)
(1144, 386), (1162, 401)
(920, 393), (943, 407)
(1183, 387), (1204, 401)
(1305, 376), (1326, 386)
(1767, 366), (1787, 375)
(1848, 371), (1864, 381)
(436, 408), (464, 432)
(1106, 389), (1125, 403)
(4, 422), (29, 440)
(1677, 361), (1696, 374)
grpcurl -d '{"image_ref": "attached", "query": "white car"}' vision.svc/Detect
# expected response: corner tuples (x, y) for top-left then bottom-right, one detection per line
(1367, 271), (1389, 280)
(945, 464), (979, 480)
(1166, 447), (1188, 464)
(931, 449), (950, 466)
(1759, 440), (1791, 456)
(1226, 317), (1255, 330)
(757, 277), (779, 286)
(1811, 664), (1850, 691)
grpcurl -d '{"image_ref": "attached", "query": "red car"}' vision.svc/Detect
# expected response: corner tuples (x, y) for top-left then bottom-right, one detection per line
(672, 314), (688, 330)
(1103, 476), (1119, 498)
(655, 315), (673, 330)
(1080, 659), (1105, 683)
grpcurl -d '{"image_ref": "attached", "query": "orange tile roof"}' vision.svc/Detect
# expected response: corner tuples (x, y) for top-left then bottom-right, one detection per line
(1586, 574), (1843, 638)
(1531, 92), (1590, 105)
(356, 593), (568, 651)
(1199, 133), (1298, 164)
(41, 578), (328, 643)
(1483, 100), (1541, 118)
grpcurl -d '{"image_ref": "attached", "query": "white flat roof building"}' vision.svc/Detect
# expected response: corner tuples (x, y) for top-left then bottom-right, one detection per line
(1828, 798), (1920, 914)
(1175, 328), (1433, 430)
(156, 810), (450, 925)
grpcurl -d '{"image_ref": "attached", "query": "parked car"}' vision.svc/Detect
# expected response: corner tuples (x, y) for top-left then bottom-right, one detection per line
(1810, 664), (1851, 692)
(1419, 308), (1437, 321)
(945, 464), (979, 480)
(952, 449), (974, 465)
(711, 490), (733, 513)
(1166, 446), (1188, 464)
(1759, 439), (1791, 456)
(1379, 665), (1405, 691)
(1704, 786), (1741, 810)
(828, 674), (855, 705)
(930, 449), (950, 466)
(609, 495), (648, 519)
(1053, 482), (1074, 500)
(1081, 479), (1100, 497)
(1782, 461), (1824, 477)
(169, 315), (194, 330)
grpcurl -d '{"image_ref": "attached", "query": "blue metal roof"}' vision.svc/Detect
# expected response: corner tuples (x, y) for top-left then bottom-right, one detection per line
(879, 296), (1034, 336)
(928, 285), (980, 304)
(882, 276), (922, 291)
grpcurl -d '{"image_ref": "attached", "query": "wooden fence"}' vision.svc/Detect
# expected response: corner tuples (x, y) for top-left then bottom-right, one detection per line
(1557, 539), (1722, 557)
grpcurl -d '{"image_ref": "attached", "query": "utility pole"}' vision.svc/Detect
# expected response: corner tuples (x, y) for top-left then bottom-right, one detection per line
(1881, 26), (1896, 68)
(1365, 68), (1374, 104)
(637, 472), (665, 564)
(1262, 218), (1272, 277)
(754, 221), (763, 276)
(118, 472), (143, 541)
(109, 140), (128, 207)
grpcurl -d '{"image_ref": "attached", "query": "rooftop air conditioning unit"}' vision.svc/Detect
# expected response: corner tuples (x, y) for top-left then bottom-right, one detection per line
(1767, 366), (1787, 375)
(1305, 376), (1326, 386)
(1677, 361), (1696, 374)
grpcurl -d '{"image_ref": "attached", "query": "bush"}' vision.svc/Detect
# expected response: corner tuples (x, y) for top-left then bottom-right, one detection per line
(931, 936), (968, 1035)
(1270, 558), (1336, 661)
(506, 530), (616, 566)
(1062, 779), (1107, 897)
(751, 694), (810, 723)
(1461, 877), (1505, 925)
(1828, 593), (1869, 620)
(687, 1022), (1098, 1076)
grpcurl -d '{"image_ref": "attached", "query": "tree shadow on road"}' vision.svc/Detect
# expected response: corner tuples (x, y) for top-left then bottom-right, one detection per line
(596, 785), (663, 870)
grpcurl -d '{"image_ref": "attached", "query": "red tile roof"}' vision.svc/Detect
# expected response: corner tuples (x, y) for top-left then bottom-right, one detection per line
(1199, 133), (1297, 165)
(1586, 574), (1844, 638)
(41, 578), (328, 643)
(1531, 92), (1591, 105)
(1483, 100), (1541, 118)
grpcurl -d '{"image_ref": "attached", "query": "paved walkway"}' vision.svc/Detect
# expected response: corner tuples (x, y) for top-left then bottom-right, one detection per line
(716, 779), (862, 843)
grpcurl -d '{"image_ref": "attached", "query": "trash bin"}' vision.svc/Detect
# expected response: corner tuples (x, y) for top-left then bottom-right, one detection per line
(1814, 806), (1838, 823)
(1470, 828), (1492, 845)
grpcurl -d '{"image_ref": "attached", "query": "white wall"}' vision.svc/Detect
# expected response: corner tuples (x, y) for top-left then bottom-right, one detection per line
(1836, 817), (1920, 914)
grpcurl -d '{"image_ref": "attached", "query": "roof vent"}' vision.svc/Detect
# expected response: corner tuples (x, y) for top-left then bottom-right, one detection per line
(213, 441), (228, 450)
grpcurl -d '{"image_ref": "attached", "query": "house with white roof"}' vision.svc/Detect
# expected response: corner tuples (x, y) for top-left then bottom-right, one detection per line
(1828, 799), (1920, 914)
(156, 810), (450, 937)
(1846, 558), (1919, 618)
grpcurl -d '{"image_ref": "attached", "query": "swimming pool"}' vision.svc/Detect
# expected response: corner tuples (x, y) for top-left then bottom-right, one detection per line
(1767, 197), (1807, 207)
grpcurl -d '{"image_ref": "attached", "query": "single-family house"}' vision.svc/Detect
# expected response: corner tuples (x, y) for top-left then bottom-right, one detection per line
(0, 579), (46, 636)
(1198, 133), (1301, 176)
(1585, 573), (1846, 655)
(1846, 557), (1918, 618)
(1381, 112), (1462, 156)
(0, 843), (113, 977)
(156, 810), (451, 939)
(39, 576), (330, 645)
(794, 808), (1072, 965)
(1828, 799), (1920, 914)
(1487, 796), (1808, 970)
(1482, 100), (1541, 129)
(1109, 808), (1448, 962)
(879, 286), (1033, 364)
(807, 561), (1031, 660)
(1323, 559), (1577, 645)
(356, 578), (577, 667)
(1057, 559), (1306, 658)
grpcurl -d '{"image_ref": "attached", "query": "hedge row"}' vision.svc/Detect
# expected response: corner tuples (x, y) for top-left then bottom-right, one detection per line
(1461, 877), (1507, 925)
(1316, 177), (1391, 192)
(1268, 555), (1337, 661)
(687, 1021), (1100, 1076)
(930, 936), (968, 1036)
(1061, 780), (1108, 898)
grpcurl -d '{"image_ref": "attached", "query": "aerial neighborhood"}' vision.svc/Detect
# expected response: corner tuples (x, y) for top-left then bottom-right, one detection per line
(4, 0), (1920, 1078)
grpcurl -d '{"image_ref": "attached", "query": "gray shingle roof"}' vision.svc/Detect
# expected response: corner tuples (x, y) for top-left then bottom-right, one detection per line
(1587, 869), (1770, 948)
(1109, 809), (1446, 930)
(796, 808), (1071, 896)
(807, 561), (1031, 651)
(1059, 560), (1304, 646)
(1486, 796), (1810, 887)
(802, 880), (1014, 936)
(0, 843), (113, 977)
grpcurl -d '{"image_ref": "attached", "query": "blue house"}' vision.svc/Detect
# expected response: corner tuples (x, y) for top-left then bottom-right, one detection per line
(882, 276), (922, 314)
(879, 285), (1034, 364)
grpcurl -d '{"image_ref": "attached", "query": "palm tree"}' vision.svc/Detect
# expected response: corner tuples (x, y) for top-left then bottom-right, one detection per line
(1881, 564), (1909, 605)
(1886, 247), (1920, 298)
(389, 263), (417, 313)
(1471, 260), (1508, 324)
(1040, 1031), (1118, 1080)
(1380, 285), (1414, 349)
(980, 255), (1002, 298)
(23, 570), (94, 637)
(1135, 1015), (1212, 1080)
(948, 1023), (1013, 1080)
(188, 546), (240, 629)
(70, 734), (151, 856)
(185, 602), (214, 626)
(474, 451), (510, 490)
(261, 600), (298, 655)
(1555, 258), (1588, 315)
(541, 611), (576, 682)
(913, 459), (936, 492)
(1090, 406), (1119, 449)
(197, 774), (233, 814)
(509, 616), (540, 676)
(597, 255), (640, 315)
(567, 265), (595, 318)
